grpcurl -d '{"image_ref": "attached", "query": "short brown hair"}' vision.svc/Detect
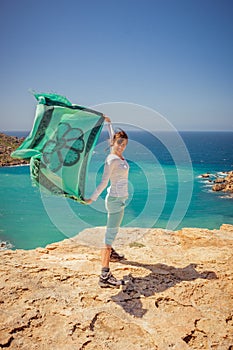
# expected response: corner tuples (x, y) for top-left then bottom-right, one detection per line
(111, 129), (128, 146)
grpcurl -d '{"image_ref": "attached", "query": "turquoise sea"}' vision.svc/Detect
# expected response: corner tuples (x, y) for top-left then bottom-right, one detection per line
(1, 131), (233, 250)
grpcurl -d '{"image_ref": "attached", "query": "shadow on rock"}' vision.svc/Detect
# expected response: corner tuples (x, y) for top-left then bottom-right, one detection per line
(111, 261), (217, 318)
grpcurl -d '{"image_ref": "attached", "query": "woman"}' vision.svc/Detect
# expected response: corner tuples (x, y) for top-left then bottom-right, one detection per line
(85, 117), (129, 288)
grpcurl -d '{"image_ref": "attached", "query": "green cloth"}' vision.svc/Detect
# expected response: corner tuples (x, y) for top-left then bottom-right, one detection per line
(11, 93), (105, 203)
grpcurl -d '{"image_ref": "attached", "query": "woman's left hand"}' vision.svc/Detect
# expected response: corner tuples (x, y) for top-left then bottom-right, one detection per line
(103, 114), (111, 123)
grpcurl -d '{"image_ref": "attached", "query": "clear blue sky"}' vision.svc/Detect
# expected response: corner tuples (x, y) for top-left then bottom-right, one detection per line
(1, 0), (233, 131)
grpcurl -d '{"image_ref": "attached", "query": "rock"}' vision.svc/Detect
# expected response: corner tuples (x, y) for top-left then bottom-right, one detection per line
(220, 224), (233, 232)
(223, 183), (233, 193)
(201, 173), (210, 178)
(200, 170), (233, 194)
(214, 177), (226, 183)
(225, 171), (233, 180)
(0, 241), (14, 250)
(0, 225), (233, 349)
(212, 183), (226, 191)
(210, 171), (233, 194)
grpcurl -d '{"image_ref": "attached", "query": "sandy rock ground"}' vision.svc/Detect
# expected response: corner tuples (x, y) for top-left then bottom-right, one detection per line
(1, 225), (233, 349)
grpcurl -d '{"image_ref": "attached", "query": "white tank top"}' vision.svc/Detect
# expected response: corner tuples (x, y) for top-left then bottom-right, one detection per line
(90, 123), (129, 201)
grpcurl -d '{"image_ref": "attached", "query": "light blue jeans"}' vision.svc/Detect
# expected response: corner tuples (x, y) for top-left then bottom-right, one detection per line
(105, 194), (127, 246)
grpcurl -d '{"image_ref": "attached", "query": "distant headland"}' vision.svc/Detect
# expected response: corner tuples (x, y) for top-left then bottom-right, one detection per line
(0, 132), (29, 167)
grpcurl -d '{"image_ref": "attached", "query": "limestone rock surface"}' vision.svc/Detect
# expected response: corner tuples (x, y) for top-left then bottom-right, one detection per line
(1, 225), (233, 349)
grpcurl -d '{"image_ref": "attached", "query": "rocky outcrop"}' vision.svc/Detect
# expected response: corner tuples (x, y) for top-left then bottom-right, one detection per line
(0, 225), (232, 349)
(212, 183), (226, 191)
(212, 172), (233, 192)
(0, 133), (28, 167)
(200, 173), (210, 178)
(0, 241), (13, 250)
(201, 171), (233, 193)
(223, 172), (233, 192)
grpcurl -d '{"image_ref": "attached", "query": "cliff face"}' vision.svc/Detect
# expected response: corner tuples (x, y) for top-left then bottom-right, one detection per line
(0, 225), (233, 350)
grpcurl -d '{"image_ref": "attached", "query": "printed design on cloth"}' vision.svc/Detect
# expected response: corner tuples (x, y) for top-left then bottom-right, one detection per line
(42, 122), (85, 172)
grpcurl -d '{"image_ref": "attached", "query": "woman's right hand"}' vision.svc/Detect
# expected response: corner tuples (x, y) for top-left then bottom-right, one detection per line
(84, 198), (93, 205)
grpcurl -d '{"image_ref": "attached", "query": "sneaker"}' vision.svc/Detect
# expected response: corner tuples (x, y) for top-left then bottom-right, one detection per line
(110, 248), (125, 262)
(99, 271), (123, 288)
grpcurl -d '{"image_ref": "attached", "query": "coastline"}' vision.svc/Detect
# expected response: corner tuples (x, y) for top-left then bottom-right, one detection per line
(1, 131), (232, 194)
(1, 225), (232, 349)
(1, 163), (30, 168)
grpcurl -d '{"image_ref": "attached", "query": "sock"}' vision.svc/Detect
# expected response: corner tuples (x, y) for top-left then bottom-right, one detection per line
(101, 267), (110, 277)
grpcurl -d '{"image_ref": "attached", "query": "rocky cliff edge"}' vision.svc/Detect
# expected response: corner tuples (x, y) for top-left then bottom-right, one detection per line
(1, 225), (233, 350)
